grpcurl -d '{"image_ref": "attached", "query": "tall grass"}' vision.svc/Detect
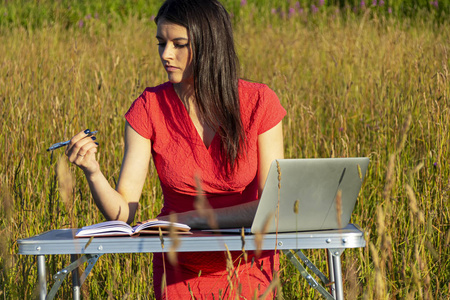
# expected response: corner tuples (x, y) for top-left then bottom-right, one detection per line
(1, 3), (449, 299)
(1, 0), (449, 31)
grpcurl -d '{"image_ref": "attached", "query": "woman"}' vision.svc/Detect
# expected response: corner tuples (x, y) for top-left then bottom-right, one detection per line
(66, 0), (286, 298)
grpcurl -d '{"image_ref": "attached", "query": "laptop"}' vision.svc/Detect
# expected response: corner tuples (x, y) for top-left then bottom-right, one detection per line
(206, 157), (369, 234)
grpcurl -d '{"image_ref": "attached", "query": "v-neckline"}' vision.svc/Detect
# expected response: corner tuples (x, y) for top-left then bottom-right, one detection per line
(170, 84), (217, 151)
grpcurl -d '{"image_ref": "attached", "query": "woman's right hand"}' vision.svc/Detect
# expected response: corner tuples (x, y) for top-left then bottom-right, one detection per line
(65, 129), (100, 176)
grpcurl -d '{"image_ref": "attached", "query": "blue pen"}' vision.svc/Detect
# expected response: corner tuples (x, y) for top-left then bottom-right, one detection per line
(46, 130), (98, 151)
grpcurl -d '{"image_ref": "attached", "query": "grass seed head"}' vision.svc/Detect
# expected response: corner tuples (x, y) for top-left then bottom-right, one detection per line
(335, 190), (342, 228)
(194, 174), (218, 229)
(167, 213), (180, 266)
(56, 155), (75, 227)
(376, 205), (386, 236)
(254, 212), (274, 257)
(293, 199), (299, 214)
(405, 184), (425, 224)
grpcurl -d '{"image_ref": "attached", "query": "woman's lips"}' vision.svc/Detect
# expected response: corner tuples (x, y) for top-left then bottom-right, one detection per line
(165, 65), (178, 72)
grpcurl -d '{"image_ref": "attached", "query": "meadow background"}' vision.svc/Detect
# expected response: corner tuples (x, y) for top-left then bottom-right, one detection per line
(1, 0), (449, 299)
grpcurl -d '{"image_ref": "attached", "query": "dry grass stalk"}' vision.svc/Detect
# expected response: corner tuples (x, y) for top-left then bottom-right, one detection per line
(224, 244), (235, 298)
(275, 160), (281, 250)
(293, 199), (299, 214)
(345, 259), (359, 299)
(0, 180), (13, 222)
(158, 227), (168, 297)
(158, 227), (164, 249)
(167, 213), (180, 266)
(335, 190), (342, 229)
(188, 283), (195, 300)
(445, 229), (450, 248)
(0, 233), (11, 276)
(376, 206), (386, 237)
(0, 180), (13, 274)
(423, 268), (432, 300)
(161, 272), (167, 300)
(382, 154), (396, 202)
(369, 242), (380, 272)
(405, 184), (425, 224)
(412, 161), (424, 174)
(357, 164), (363, 181)
(413, 244), (424, 299)
(254, 213), (273, 258)
(194, 174), (218, 229)
(105, 289), (115, 299)
(241, 228), (248, 263)
(258, 271), (282, 300)
(382, 115), (412, 203)
(369, 242), (386, 299)
(84, 236), (94, 250)
(396, 114), (412, 151)
(56, 155), (75, 228)
(381, 234), (393, 273)
(424, 240), (439, 263)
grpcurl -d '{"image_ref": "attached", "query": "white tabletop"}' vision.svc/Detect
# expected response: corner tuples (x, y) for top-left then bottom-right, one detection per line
(17, 224), (365, 255)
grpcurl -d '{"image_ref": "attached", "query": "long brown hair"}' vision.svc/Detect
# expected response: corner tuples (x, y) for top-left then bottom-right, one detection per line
(155, 0), (245, 172)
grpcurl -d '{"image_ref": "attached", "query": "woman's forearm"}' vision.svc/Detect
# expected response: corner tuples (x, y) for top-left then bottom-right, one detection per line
(213, 200), (259, 228)
(67, 123), (151, 224)
(163, 200), (259, 229)
(85, 169), (135, 223)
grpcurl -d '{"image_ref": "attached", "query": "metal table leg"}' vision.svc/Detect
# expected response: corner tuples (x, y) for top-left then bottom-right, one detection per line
(283, 250), (334, 300)
(46, 253), (102, 300)
(327, 250), (336, 298)
(37, 255), (47, 300)
(71, 254), (81, 300)
(329, 249), (345, 300)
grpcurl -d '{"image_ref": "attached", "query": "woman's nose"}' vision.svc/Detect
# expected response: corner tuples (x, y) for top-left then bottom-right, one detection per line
(161, 45), (173, 61)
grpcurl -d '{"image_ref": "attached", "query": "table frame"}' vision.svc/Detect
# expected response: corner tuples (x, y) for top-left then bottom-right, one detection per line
(18, 224), (365, 300)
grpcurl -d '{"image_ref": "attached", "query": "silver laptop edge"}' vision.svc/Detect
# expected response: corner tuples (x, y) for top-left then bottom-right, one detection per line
(250, 157), (369, 234)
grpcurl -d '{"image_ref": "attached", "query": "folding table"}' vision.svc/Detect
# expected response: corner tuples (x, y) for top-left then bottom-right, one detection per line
(17, 223), (365, 300)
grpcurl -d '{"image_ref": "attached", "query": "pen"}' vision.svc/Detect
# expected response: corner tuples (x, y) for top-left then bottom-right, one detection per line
(46, 130), (98, 151)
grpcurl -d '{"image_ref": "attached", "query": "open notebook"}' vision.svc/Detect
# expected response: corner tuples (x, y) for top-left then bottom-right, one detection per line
(207, 157), (369, 234)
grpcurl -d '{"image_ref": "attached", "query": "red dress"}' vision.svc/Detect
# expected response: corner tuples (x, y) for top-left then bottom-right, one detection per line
(125, 80), (286, 299)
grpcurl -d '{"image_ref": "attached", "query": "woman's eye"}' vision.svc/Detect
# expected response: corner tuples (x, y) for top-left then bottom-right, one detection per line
(157, 42), (188, 49)
(174, 43), (189, 49)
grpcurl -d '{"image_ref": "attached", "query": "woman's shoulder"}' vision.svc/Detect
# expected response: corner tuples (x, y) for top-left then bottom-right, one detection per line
(128, 82), (174, 114)
(238, 79), (279, 104)
(238, 80), (286, 133)
(238, 79), (271, 93)
(140, 81), (173, 98)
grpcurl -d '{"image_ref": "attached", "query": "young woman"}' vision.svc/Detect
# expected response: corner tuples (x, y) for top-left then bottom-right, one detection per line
(66, 0), (286, 298)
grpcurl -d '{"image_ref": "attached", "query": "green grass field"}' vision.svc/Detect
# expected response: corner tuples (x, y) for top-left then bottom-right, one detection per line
(1, 1), (449, 299)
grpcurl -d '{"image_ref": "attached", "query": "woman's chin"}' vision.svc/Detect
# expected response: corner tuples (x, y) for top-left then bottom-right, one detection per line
(168, 77), (194, 89)
(167, 77), (177, 83)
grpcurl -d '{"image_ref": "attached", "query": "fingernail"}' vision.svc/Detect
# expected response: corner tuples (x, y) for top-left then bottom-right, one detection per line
(95, 142), (99, 145)
(84, 129), (90, 134)
(91, 136), (97, 141)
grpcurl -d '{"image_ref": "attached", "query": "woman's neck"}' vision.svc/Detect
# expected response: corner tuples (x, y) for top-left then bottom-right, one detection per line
(173, 82), (195, 111)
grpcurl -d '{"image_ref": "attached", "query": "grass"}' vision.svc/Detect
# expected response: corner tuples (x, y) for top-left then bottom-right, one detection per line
(1, 2), (449, 299)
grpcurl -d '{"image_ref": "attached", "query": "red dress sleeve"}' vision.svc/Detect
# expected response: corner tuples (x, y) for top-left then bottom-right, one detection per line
(124, 89), (152, 139)
(255, 85), (286, 135)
